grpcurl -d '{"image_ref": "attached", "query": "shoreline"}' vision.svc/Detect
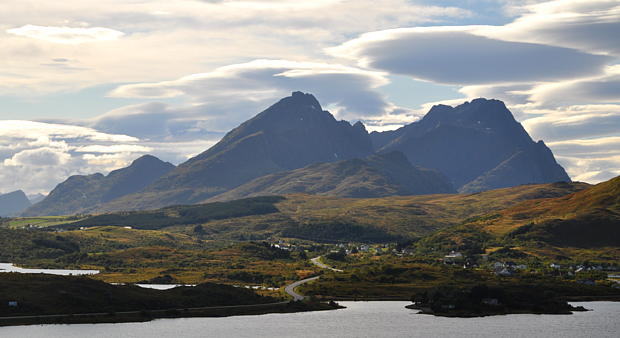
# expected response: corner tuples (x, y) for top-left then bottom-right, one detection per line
(0, 301), (342, 327)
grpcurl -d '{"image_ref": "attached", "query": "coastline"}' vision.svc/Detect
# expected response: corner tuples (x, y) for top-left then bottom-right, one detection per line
(0, 301), (343, 327)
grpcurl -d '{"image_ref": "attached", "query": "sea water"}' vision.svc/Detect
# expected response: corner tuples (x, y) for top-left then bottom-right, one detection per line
(1, 301), (619, 338)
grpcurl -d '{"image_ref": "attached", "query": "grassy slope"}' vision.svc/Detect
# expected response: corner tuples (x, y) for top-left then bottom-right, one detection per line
(419, 177), (620, 261)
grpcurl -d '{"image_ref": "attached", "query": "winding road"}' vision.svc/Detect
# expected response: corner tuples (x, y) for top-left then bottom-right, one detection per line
(311, 256), (343, 272)
(284, 276), (320, 301)
(282, 256), (343, 301)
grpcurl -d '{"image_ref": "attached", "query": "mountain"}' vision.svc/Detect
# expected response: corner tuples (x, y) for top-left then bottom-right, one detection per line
(0, 190), (31, 216)
(19, 155), (175, 216)
(27, 193), (46, 204)
(207, 151), (455, 202)
(370, 99), (571, 193)
(94, 92), (375, 212)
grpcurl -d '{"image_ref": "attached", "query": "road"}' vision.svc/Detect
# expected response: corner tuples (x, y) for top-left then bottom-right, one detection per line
(284, 276), (320, 301)
(311, 256), (343, 272)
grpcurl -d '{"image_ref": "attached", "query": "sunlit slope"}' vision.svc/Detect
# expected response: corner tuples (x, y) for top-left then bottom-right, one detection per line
(420, 176), (620, 259)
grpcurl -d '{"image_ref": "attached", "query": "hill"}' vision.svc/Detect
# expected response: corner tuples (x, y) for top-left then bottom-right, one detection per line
(370, 99), (570, 193)
(417, 176), (620, 261)
(94, 92), (375, 213)
(207, 151), (455, 202)
(0, 190), (31, 216)
(19, 155), (175, 216)
(48, 181), (589, 245)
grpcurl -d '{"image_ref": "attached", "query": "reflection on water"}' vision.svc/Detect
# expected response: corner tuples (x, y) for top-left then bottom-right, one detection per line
(135, 284), (195, 290)
(0, 263), (99, 275)
(1, 301), (619, 337)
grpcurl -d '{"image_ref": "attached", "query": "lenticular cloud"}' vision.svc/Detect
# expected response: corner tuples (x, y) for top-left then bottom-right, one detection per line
(7, 25), (124, 44)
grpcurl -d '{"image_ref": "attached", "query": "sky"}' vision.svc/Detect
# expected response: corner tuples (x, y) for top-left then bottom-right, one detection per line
(1, 0), (620, 196)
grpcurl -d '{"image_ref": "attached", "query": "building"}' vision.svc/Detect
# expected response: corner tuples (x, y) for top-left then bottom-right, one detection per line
(445, 250), (463, 258)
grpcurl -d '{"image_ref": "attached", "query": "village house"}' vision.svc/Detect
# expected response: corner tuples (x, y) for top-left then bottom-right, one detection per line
(491, 261), (504, 269)
(494, 268), (515, 277)
(516, 264), (528, 269)
(445, 250), (463, 258)
(550, 263), (561, 269)
(503, 261), (517, 269)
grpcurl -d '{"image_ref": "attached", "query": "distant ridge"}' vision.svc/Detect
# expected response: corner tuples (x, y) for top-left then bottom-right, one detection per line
(206, 151), (456, 202)
(20, 155), (175, 216)
(0, 190), (31, 216)
(371, 98), (570, 192)
(94, 92), (375, 212)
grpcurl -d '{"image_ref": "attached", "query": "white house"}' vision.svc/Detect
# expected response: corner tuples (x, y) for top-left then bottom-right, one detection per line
(445, 251), (463, 258)
(550, 263), (561, 269)
(491, 261), (504, 269)
(516, 264), (528, 270)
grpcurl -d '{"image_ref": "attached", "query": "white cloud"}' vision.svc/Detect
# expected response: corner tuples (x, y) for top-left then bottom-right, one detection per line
(0, 119), (219, 195)
(476, 0), (620, 57)
(0, 0), (470, 96)
(101, 60), (407, 137)
(4, 147), (71, 166)
(520, 66), (620, 107)
(74, 145), (153, 153)
(521, 105), (620, 142)
(327, 26), (612, 86)
(7, 25), (125, 44)
(0, 120), (138, 143)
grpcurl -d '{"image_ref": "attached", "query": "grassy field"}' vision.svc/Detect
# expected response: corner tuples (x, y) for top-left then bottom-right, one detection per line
(1, 216), (83, 229)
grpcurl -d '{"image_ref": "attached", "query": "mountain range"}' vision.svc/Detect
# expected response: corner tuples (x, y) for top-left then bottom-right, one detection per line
(93, 92), (378, 212)
(19, 92), (571, 216)
(370, 98), (570, 193)
(20, 155), (175, 216)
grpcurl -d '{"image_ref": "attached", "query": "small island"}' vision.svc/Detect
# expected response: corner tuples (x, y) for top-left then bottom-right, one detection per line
(405, 283), (592, 317)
